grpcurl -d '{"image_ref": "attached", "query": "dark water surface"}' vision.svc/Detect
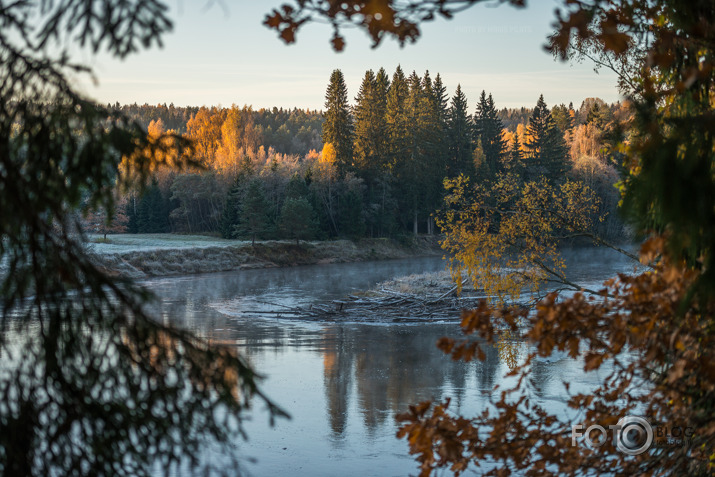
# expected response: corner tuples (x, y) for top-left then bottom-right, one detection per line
(141, 248), (638, 476)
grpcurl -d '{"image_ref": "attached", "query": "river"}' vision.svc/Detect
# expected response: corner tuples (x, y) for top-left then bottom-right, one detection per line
(141, 246), (639, 477)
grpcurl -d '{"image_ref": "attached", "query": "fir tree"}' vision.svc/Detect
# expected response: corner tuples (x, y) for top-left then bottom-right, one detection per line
(551, 103), (574, 132)
(219, 155), (254, 238)
(474, 91), (507, 179)
(432, 73), (449, 124)
(136, 180), (169, 233)
(338, 187), (366, 238)
(509, 134), (525, 176)
(421, 70), (447, 234)
(235, 179), (271, 246)
(322, 69), (354, 176)
(400, 71), (429, 234)
(524, 94), (570, 181)
(285, 172), (310, 200)
(446, 84), (474, 178)
(279, 197), (318, 244)
(353, 69), (383, 184)
(386, 66), (410, 171)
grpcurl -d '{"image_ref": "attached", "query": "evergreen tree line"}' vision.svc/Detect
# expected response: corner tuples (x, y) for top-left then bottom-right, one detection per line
(320, 67), (625, 238)
(115, 68), (628, 241)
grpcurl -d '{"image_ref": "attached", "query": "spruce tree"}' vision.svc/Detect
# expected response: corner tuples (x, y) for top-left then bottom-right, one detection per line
(386, 66), (409, 170)
(235, 179), (271, 246)
(421, 70), (447, 234)
(551, 103), (573, 133)
(446, 84), (475, 178)
(369, 67), (393, 237)
(338, 187), (366, 238)
(474, 91), (508, 179)
(375, 68), (391, 157)
(279, 197), (318, 244)
(353, 69), (384, 184)
(509, 134), (525, 177)
(219, 155), (254, 238)
(524, 94), (570, 182)
(400, 71), (429, 234)
(136, 180), (169, 233)
(322, 69), (354, 176)
(432, 74), (449, 125)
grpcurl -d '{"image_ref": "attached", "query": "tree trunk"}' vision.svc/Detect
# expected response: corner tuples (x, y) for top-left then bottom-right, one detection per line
(413, 211), (418, 236)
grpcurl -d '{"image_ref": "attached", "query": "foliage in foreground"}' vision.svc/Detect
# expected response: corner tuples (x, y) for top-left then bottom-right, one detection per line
(0, 2), (284, 476)
(438, 172), (603, 305)
(397, 237), (714, 476)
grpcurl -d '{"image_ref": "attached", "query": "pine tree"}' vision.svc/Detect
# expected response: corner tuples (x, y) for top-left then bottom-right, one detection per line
(322, 69), (354, 176)
(374, 67), (391, 163)
(474, 91), (508, 179)
(524, 94), (570, 181)
(446, 84), (474, 178)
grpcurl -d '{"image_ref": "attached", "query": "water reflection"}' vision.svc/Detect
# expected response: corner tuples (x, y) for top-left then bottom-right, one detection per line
(137, 248), (636, 476)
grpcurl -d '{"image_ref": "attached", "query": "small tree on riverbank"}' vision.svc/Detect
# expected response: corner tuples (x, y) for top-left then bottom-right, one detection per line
(236, 179), (272, 245)
(279, 197), (318, 244)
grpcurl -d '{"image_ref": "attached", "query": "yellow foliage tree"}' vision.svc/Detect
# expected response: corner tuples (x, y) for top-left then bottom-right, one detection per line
(437, 173), (602, 306)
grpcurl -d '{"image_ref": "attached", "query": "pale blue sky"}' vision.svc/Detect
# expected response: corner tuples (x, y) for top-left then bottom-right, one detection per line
(76, 1), (621, 111)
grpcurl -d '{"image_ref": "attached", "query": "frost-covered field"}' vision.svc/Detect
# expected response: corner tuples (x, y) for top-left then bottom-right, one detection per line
(86, 234), (245, 255)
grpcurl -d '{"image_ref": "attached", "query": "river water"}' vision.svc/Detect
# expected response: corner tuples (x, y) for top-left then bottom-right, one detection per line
(141, 247), (639, 477)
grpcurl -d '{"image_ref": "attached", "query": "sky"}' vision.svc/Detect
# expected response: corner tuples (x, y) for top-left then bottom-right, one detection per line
(75, 0), (623, 111)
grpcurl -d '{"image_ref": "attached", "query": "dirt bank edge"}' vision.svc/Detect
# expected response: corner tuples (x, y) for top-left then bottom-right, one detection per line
(92, 236), (443, 279)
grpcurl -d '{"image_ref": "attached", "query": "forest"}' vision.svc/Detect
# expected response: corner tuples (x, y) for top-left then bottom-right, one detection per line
(90, 67), (629, 244)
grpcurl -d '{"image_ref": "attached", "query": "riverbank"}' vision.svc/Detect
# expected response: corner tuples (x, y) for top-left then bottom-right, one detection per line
(88, 234), (443, 278)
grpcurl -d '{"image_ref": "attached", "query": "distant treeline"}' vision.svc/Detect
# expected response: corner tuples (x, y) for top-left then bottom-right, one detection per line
(92, 68), (629, 242)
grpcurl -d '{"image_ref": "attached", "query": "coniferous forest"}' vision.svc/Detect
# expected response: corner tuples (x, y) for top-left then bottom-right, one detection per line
(96, 67), (629, 243)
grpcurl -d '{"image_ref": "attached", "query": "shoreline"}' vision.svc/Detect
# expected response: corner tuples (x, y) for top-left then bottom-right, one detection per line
(89, 234), (443, 279)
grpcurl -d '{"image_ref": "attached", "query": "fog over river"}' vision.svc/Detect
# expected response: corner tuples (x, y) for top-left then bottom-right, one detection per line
(141, 247), (638, 476)
(140, 248), (633, 476)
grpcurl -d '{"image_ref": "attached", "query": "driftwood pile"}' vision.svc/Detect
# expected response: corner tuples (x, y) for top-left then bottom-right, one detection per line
(252, 272), (488, 323)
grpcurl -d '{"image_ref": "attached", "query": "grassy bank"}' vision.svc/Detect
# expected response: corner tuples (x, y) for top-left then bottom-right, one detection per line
(88, 234), (442, 278)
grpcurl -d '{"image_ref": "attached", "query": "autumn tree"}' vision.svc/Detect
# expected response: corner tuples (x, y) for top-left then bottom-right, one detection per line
(437, 173), (603, 304)
(186, 106), (225, 167)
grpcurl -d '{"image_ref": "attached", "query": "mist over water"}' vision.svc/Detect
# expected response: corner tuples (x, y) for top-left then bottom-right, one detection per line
(139, 247), (637, 476)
